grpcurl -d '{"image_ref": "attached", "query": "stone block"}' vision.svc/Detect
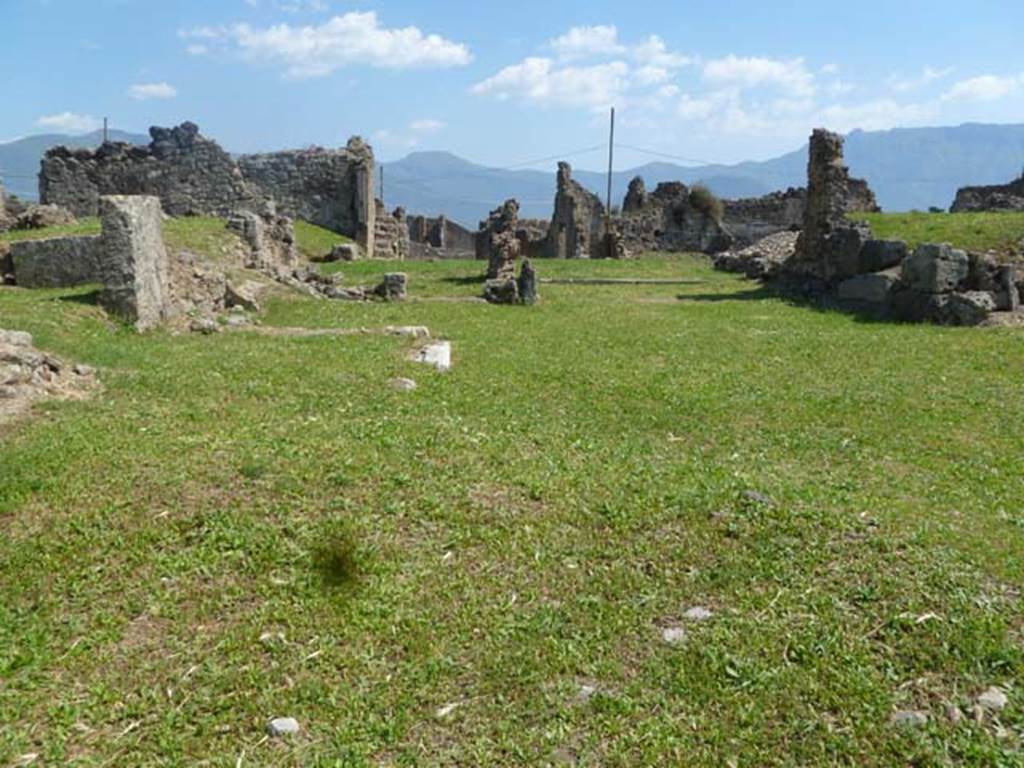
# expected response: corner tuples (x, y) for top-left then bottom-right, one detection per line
(901, 243), (969, 294)
(947, 291), (997, 326)
(98, 196), (171, 331)
(10, 236), (101, 288)
(858, 240), (908, 274)
(373, 272), (407, 301)
(483, 278), (519, 304)
(837, 271), (898, 304)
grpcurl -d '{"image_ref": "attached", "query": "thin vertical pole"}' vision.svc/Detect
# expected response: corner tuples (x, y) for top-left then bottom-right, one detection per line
(380, 164), (385, 208)
(606, 107), (615, 213)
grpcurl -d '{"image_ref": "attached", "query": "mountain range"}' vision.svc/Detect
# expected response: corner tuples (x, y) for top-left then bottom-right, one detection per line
(4, 123), (1024, 227)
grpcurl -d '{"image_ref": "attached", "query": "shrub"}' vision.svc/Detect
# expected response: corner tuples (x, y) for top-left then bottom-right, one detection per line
(689, 183), (724, 222)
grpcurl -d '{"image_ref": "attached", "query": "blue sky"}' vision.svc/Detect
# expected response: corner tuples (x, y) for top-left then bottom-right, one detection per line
(4, 0), (1024, 170)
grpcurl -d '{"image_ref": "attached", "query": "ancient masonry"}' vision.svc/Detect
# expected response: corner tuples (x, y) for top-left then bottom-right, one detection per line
(950, 174), (1024, 213)
(407, 214), (477, 259)
(545, 162), (608, 260)
(39, 123), (376, 255)
(98, 196), (172, 331)
(717, 128), (1023, 326)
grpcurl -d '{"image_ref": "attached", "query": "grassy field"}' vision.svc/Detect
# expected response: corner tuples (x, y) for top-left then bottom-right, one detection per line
(859, 210), (1024, 255)
(0, 222), (1023, 765)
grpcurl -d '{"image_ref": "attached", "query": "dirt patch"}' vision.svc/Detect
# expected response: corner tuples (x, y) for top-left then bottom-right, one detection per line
(0, 329), (96, 427)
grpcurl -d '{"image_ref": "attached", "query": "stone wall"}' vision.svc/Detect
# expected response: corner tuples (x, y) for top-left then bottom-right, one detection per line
(41, 123), (256, 219)
(0, 180), (9, 232)
(40, 123), (376, 253)
(545, 162), (607, 259)
(9, 236), (102, 288)
(787, 129), (876, 283)
(950, 175), (1024, 213)
(618, 181), (733, 255)
(722, 188), (806, 246)
(226, 203), (297, 272)
(373, 202), (410, 260)
(237, 137), (375, 253)
(407, 214), (477, 259)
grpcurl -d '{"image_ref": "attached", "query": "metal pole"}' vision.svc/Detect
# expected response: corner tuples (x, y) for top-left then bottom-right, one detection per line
(606, 107), (615, 213)
(380, 164), (385, 208)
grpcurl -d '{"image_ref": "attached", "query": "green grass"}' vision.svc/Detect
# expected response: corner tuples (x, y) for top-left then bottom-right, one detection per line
(295, 220), (354, 261)
(0, 238), (1023, 765)
(859, 210), (1024, 254)
(0, 218), (101, 243)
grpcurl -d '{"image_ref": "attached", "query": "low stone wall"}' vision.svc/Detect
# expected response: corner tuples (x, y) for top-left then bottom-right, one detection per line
(723, 189), (805, 246)
(373, 203), (410, 260)
(9, 235), (102, 288)
(619, 181), (732, 255)
(950, 176), (1024, 213)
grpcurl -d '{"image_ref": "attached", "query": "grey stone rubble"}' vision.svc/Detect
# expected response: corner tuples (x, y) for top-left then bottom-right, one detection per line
(714, 231), (799, 280)
(715, 128), (1024, 327)
(0, 329), (95, 422)
(227, 203), (297, 271)
(11, 204), (77, 231)
(951, 174), (1024, 213)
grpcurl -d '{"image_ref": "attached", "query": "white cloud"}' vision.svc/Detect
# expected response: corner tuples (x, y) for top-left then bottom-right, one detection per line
(549, 25), (624, 61)
(703, 55), (815, 97)
(633, 35), (689, 69)
(128, 82), (178, 100)
(472, 57), (629, 110)
(942, 74), (1024, 102)
(186, 44), (209, 56)
(36, 112), (102, 133)
(888, 66), (954, 93)
(410, 118), (445, 134)
(230, 12), (472, 78)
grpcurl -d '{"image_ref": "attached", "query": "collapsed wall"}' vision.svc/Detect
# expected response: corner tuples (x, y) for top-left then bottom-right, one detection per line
(0, 180), (9, 231)
(618, 179), (733, 254)
(950, 175), (1024, 213)
(40, 123), (376, 253)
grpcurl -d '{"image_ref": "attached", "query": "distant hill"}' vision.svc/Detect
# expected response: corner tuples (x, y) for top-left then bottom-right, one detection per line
(7, 123), (1024, 227)
(0, 129), (149, 200)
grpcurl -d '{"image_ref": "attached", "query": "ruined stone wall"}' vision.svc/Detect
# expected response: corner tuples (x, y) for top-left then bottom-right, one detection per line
(407, 214), (477, 258)
(787, 129), (879, 283)
(41, 123), (256, 218)
(0, 180), (9, 231)
(618, 181), (733, 255)
(373, 203), (409, 260)
(723, 188), (806, 246)
(545, 163), (607, 259)
(950, 176), (1024, 213)
(40, 123), (376, 254)
(237, 137), (375, 252)
(9, 236), (102, 288)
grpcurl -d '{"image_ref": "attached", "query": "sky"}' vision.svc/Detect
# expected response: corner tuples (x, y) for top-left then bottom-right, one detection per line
(4, 0), (1024, 171)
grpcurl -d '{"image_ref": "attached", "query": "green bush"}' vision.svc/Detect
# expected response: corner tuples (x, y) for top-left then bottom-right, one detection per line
(689, 183), (724, 222)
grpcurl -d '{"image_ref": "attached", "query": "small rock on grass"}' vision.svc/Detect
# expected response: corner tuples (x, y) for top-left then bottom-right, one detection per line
(977, 687), (1009, 712)
(435, 701), (462, 721)
(267, 717), (300, 737)
(389, 377), (418, 391)
(662, 626), (687, 645)
(684, 606), (714, 621)
(890, 710), (928, 728)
